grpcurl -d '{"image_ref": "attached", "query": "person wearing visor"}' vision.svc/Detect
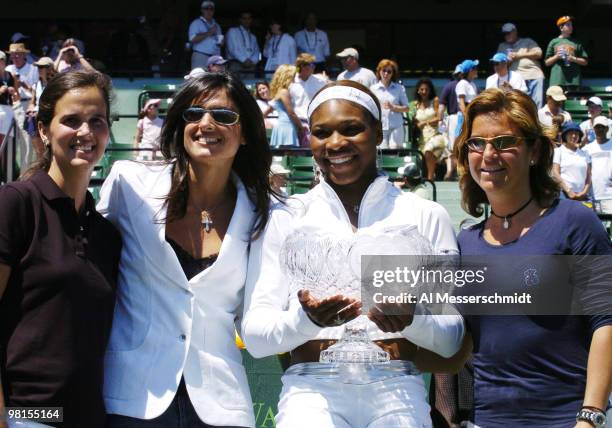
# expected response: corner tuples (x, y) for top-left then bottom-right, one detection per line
(545, 15), (588, 88)
(485, 52), (527, 93)
(553, 121), (591, 201)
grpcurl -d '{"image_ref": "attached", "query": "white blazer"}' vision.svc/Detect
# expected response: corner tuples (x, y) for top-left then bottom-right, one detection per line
(97, 161), (256, 427)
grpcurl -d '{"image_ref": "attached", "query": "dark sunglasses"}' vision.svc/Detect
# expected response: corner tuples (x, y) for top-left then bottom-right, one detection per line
(182, 107), (240, 125)
(202, 6), (214, 10)
(466, 135), (526, 153)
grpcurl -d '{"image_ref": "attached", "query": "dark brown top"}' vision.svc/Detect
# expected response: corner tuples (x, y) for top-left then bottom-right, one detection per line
(0, 171), (121, 428)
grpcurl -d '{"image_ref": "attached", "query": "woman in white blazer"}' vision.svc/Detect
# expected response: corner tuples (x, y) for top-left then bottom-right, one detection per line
(98, 73), (274, 428)
(242, 80), (469, 428)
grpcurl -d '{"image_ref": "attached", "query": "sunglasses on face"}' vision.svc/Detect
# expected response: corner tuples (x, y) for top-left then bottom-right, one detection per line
(202, 6), (214, 10)
(381, 69), (393, 74)
(466, 135), (526, 153)
(182, 107), (240, 125)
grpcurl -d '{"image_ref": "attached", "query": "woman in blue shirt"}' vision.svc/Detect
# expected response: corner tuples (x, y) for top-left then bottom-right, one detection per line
(451, 88), (612, 427)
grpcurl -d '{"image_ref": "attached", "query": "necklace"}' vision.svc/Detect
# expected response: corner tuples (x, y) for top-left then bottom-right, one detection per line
(490, 197), (533, 230)
(342, 201), (360, 214)
(190, 188), (233, 233)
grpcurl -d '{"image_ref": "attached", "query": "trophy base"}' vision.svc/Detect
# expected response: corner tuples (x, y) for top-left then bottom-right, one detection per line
(285, 361), (421, 385)
(319, 321), (391, 364)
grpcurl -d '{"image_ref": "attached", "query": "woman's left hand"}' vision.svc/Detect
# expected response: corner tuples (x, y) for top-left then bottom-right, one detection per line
(367, 302), (416, 333)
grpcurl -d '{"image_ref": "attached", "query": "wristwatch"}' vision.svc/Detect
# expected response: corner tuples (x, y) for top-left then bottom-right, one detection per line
(576, 408), (607, 428)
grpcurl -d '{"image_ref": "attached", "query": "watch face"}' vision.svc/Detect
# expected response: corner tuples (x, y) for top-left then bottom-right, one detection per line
(593, 414), (605, 424)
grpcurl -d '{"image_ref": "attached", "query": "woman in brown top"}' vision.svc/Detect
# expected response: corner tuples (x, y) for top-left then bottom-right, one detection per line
(0, 71), (121, 428)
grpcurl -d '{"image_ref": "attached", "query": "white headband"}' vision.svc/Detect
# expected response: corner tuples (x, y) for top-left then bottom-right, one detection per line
(307, 86), (381, 123)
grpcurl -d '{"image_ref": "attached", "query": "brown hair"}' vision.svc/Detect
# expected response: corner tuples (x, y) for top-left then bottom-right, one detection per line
(21, 70), (113, 180)
(159, 72), (273, 238)
(453, 88), (559, 217)
(375, 59), (399, 82)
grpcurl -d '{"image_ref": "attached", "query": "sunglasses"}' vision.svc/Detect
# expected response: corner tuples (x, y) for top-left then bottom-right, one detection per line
(466, 135), (526, 153)
(182, 107), (240, 125)
(202, 6), (214, 10)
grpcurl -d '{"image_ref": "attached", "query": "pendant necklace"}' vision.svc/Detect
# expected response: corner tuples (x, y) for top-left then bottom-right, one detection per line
(191, 192), (231, 233)
(342, 201), (360, 215)
(490, 197), (533, 230)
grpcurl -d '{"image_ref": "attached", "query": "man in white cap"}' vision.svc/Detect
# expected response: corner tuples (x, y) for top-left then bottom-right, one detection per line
(225, 11), (260, 77)
(336, 47), (376, 88)
(206, 55), (227, 72)
(188, 0), (223, 69)
(580, 96), (608, 145)
(5, 43), (38, 105)
(485, 52), (527, 92)
(583, 116), (612, 208)
(537, 86), (572, 128)
(497, 22), (545, 107)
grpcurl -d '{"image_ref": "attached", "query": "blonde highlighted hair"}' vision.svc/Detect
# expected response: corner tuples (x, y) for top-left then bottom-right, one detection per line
(375, 59), (399, 82)
(269, 64), (297, 97)
(452, 88), (559, 217)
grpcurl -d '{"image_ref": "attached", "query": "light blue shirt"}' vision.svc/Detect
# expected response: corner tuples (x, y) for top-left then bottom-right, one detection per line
(294, 29), (330, 63)
(188, 16), (222, 56)
(225, 26), (260, 64)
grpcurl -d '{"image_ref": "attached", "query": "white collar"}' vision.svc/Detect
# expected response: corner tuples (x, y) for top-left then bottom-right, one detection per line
(316, 171), (390, 212)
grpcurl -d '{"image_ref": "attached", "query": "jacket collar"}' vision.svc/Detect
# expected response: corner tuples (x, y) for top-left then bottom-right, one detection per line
(316, 171), (390, 213)
(31, 170), (71, 201)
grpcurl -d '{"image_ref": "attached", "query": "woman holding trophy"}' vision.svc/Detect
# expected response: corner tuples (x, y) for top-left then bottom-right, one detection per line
(243, 80), (466, 428)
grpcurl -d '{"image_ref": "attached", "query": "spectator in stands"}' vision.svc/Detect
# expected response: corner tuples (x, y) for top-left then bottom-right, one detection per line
(294, 13), (330, 72)
(485, 52), (527, 92)
(54, 38), (95, 73)
(0, 51), (16, 146)
(6, 43), (38, 109)
(254, 80), (278, 129)
(206, 55), (227, 73)
(243, 79), (465, 428)
(439, 64), (463, 180)
(26, 57), (57, 157)
(0, 70), (121, 428)
(336, 47), (377, 87)
(263, 19), (297, 76)
(99, 72), (274, 428)
(398, 163), (432, 200)
(290, 53), (326, 144)
(9, 32), (36, 64)
(269, 163), (289, 196)
(544, 16), (588, 89)
(188, 0), (223, 69)
(583, 116), (612, 209)
(225, 11), (260, 78)
(496, 22), (545, 108)
(184, 67), (206, 80)
(269, 64), (303, 147)
(133, 98), (163, 160)
(455, 59), (479, 154)
(453, 88), (612, 427)
(580, 96), (605, 145)
(410, 78), (448, 180)
(553, 121), (591, 200)
(370, 59), (409, 150)
(537, 86), (572, 141)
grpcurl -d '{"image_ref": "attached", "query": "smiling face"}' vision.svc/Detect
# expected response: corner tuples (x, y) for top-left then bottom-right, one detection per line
(256, 83), (270, 100)
(467, 112), (534, 198)
(39, 86), (109, 174)
(310, 99), (381, 189)
(183, 89), (242, 167)
(417, 83), (430, 101)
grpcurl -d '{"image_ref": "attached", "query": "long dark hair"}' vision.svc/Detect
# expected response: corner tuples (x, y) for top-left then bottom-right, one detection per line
(453, 88), (559, 217)
(159, 72), (273, 238)
(21, 70), (113, 180)
(413, 78), (436, 103)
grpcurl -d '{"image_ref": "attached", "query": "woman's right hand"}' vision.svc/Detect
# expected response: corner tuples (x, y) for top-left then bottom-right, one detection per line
(298, 289), (362, 327)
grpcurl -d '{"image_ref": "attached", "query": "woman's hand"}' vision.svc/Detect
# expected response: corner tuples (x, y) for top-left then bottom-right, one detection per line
(367, 301), (416, 333)
(298, 289), (362, 327)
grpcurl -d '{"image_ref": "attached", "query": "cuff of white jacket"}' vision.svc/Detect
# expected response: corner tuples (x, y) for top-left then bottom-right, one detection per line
(292, 304), (324, 337)
(400, 304), (465, 358)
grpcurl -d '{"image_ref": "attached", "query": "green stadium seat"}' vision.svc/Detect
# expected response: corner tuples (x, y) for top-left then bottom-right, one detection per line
(287, 181), (311, 195)
(287, 155), (314, 170)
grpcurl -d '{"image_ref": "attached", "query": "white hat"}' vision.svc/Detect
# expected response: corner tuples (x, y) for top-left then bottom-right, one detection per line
(184, 67), (206, 80)
(501, 23), (516, 33)
(270, 164), (290, 175)
(593, 116), (609, 128)
(201, 0), (214, 8)
(587, 96), (603, 107)
(336, 47), (359, 60)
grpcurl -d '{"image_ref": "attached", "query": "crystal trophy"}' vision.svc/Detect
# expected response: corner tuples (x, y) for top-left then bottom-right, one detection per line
(279, 225), (434, 383)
